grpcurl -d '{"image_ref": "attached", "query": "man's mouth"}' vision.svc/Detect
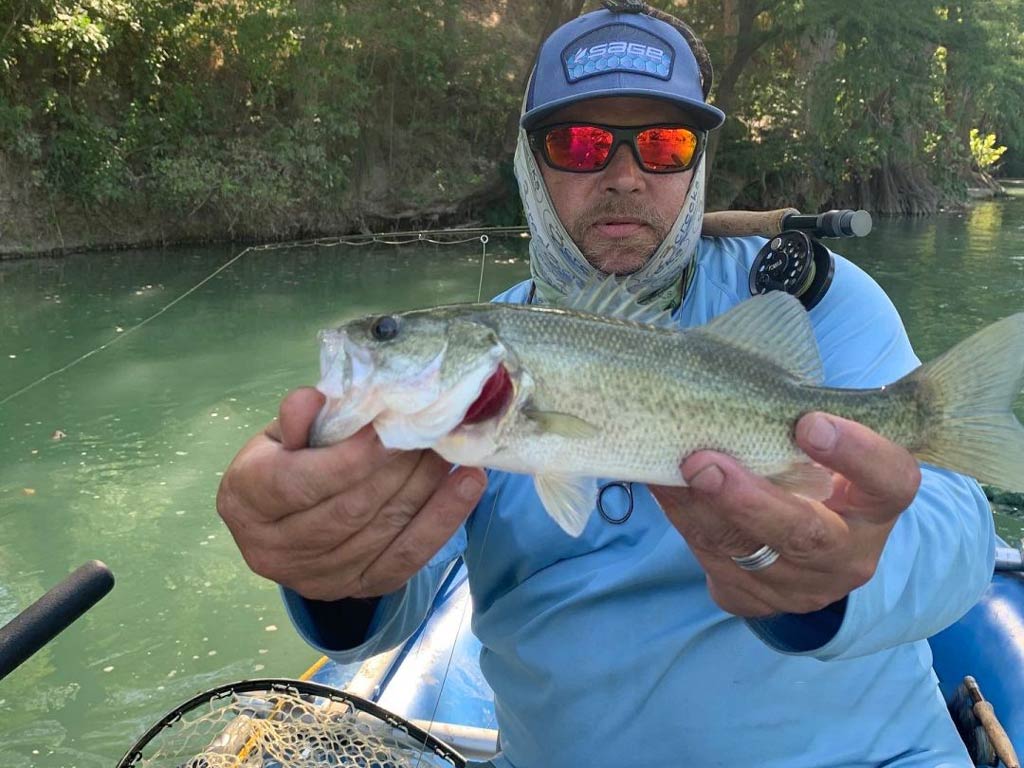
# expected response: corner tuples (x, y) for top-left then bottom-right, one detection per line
(592, 218), (647, 238)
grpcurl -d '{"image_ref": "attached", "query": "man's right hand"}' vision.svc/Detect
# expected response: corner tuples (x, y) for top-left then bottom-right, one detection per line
(216, 387), (487, 601)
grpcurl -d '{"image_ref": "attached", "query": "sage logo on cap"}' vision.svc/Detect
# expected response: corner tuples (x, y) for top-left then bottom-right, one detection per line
(562, 23), (673, 83)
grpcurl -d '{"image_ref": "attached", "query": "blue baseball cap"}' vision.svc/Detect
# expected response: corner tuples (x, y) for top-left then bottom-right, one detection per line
(521, 9), (725, 131)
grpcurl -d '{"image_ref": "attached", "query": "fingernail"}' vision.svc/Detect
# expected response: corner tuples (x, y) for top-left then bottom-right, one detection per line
(806, 415), (838, 451)
(688, 463), (724, 493)
(457, 474), (484, 501)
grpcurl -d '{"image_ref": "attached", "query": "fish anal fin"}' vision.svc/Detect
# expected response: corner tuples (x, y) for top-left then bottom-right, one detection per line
(534, 474), (597, 537)
(767, 462), (834, 501)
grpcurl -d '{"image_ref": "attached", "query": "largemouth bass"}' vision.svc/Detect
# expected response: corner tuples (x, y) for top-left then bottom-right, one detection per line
(311, 278), (1024, 537)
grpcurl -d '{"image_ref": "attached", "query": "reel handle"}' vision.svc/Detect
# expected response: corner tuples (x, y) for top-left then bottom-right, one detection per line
(0, 560), (115, 682)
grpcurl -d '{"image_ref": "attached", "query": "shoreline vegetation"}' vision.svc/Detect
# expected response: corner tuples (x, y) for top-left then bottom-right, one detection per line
(2, 1), (1022, 260)
(0, 180), (1019, 262)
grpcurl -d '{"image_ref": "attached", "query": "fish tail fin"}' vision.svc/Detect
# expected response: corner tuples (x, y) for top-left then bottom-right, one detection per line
(911, 313), (1024, 491)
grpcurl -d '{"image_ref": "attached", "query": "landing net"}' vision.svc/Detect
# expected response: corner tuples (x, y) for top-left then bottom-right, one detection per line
(117, 679), (464, 768)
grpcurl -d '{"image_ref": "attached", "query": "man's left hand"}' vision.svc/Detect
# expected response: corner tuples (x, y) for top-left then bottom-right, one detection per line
(648, 412), (922, 617)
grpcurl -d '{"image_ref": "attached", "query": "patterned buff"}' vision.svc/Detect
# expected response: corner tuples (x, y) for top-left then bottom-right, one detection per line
(513, 121), (707, 310)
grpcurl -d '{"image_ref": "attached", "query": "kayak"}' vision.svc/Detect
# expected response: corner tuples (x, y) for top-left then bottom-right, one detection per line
(301, 553), (1024, 765)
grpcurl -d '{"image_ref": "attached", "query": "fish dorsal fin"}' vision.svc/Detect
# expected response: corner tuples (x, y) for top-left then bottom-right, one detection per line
(562, 275), (676, 330)
(697, 292), (824, 385)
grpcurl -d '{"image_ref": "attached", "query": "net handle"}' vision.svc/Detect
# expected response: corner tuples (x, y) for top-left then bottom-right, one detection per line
(116, 677), (467, 768)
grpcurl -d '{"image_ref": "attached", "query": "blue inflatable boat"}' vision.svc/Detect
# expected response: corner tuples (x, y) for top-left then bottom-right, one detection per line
(300, 546), (1024, 766)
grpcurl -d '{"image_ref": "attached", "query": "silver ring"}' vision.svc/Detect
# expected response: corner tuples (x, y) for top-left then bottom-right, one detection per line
(731, 544), (780, 572)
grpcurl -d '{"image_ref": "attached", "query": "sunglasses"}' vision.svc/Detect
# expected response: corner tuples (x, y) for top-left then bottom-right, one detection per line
(528, 122), (705, 174)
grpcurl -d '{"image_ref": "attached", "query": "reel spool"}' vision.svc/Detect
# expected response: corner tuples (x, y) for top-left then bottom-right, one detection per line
(749, 230), (834, 310)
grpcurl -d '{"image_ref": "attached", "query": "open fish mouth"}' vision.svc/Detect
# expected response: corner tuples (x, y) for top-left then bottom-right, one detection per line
(315, 330), (375, 400)
(310, 328), (510, 449)
(310, 331), (379, 446)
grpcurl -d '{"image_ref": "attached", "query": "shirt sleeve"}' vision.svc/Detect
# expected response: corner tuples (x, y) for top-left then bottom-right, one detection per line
(281, 525), (467, 664)
(746, 255), (996, 659)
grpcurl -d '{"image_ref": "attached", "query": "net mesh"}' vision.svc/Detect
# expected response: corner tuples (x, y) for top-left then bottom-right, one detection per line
(121, 682), (460, 768)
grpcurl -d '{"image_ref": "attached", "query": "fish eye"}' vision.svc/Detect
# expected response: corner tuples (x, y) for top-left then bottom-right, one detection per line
(370, 315), (400, 341)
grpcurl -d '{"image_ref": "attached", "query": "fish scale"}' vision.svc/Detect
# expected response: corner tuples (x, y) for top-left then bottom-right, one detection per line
(312, 278), (1024, 537)
(451, 304), (919, 484)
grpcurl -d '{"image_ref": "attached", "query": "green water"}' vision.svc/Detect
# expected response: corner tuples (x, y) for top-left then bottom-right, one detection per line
(1, 196), (1023, 766)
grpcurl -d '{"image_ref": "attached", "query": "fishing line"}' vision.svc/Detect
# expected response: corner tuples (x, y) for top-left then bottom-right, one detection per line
(0, 245), (255, 407)
(1, 227), (524, 407)
(476, 234), (489, 302)
(414, 573), (475, 768)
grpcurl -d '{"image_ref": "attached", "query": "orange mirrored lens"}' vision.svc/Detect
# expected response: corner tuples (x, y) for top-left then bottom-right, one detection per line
(636, 127), (698, 171)
(544, 125), (614, 171)
(541, 125), (700, 172)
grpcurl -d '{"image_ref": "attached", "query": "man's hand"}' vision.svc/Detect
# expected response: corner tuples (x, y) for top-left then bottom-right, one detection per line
(649, 412), (921, 617)
(216, 388), (487, 601)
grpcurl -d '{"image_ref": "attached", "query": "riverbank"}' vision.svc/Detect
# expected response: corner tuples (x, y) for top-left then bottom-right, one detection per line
(967, 176), (1019, 199)
(0, 157), (516, 261)
(0, 196), (351, 262)
(0, 156), (340, 260)
(5, 179), (1021, 262)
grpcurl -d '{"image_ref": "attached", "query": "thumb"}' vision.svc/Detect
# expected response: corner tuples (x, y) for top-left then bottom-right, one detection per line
(278, 387), (327, 450)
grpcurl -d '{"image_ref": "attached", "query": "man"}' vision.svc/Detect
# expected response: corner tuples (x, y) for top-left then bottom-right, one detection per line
(217, 6), (995, 767)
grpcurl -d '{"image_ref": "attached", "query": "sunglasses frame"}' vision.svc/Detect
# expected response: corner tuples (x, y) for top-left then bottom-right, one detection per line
(527, 122), (706, 175)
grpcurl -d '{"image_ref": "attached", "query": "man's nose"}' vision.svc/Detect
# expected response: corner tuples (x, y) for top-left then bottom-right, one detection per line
(601, 143), (646, 193)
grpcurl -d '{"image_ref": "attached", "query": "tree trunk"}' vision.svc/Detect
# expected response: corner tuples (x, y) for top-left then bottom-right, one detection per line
(939, 3), (976, 177)
(796, 27), (837, 205)
(500, 0), (586, 153)
(706, 0), (763, 177)
(443, 0), (460, 97)
(293, 0), (321, 116)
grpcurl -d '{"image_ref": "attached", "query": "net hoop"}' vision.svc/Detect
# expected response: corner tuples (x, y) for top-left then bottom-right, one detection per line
(116, 677), (467, 768)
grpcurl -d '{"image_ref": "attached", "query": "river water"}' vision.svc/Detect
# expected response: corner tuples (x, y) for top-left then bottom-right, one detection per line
(1, 193), (1023, 766)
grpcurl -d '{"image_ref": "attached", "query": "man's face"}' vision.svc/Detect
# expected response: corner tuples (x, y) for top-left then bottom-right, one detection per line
(536, 97), (697, 275)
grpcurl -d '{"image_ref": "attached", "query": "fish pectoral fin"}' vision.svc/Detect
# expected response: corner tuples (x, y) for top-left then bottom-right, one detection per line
(767, 462), (835, 501)
(523, 408), (599, 439)
(534, 474), (597, 537)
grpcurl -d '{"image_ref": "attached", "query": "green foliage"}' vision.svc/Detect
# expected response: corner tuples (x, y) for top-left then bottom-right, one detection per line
(970, 128), (1008, 171)
(2, 0), (1023, 231)
(651, 0), (1024, 212)
(2, 0), (522, 230)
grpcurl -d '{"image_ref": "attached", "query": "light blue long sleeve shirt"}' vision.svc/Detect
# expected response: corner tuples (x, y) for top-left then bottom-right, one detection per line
(285, 236), (995, 767)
